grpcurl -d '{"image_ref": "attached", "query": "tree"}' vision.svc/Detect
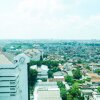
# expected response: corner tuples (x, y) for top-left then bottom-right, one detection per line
(69, 83), (81, 98)
(95, 69), (100, 75)
(2, 47), (6, 52)
(29, 69), (38, 86)
(97, 86), (100, 93)
(57, 81), (65, 89)
(29, 60), (59, 68)
(73, 68), (82, 79)
(64, 75), (74, 84)
(60, 88), (67, 100)
(66, 94), (73, 100)
(40, 55), (43, 61)
(43, 54), (48, 58)
(86, 66), (91, 71)
(57, 81), (67, 100)
(77, 59), (82, 64)
(85, 78), (91, 82)
(48, 70), (53, 78)
(52, 67), (61, 72)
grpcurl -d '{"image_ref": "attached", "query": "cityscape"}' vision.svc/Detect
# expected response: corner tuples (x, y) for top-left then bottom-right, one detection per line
(0, 39), (100, 100)
(0, 0), (100, 100)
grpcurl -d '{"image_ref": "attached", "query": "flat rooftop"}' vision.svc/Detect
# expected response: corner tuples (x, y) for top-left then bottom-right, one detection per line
(34, 82), (62, 100)
(38, 90), (62, 100)
(36, 82), (58, 87)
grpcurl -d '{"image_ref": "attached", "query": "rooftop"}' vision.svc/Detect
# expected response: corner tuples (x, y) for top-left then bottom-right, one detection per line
(81, 89), (93, 94)
(37, 90), (62, 100)
(34, 82), (62, 100)
(36, 82), (58, 87)
(53, 71), (63, 76)
(0, 52), (12, 64)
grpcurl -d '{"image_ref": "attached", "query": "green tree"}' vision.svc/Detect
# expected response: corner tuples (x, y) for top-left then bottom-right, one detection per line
(60, 88), (67, 100)
(86, 66), (91, 70)
(48, 70), (53, 78)
(69, 83), (81, 98)
(2, 48), (6, 52)
(77, 59), (82, 64)
(52, 67), (61, 72)
(97, 86), (100, 93)
(73, 68), (82, 79)
(29, 69), (38, 86)
(43, 54), (48, 58)
(85, 78), (91, 82)
(57, 81), (67, 100)
(40, 55), (43, 61)
(57, 81), (65, 89)
(66, 94), (73, 100)
(95, 69), (100, 74)
(29, 60), (59, 68)
(64, 75), (74, 84)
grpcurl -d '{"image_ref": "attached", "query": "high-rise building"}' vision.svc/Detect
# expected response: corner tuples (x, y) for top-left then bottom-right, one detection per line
(0, 53), (30, 100)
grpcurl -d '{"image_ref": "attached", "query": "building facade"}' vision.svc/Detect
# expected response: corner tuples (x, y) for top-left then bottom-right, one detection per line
(0, 53), (30, 100)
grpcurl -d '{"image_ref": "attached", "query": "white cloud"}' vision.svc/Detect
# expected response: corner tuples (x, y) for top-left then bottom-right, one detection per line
(0, 0), (99, 39)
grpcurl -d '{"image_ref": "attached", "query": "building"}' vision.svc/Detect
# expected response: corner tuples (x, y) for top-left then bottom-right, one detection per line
(30, 65), (49, 80)
(0, 53), (30, 100)
(81, 89), (93, 100)
(37, 70), (48, 79)
(81, 89), (100, 100)
(24, 49), (41, 61)
(48, 71), (64, 82)
(92, 92), (100, 100)
(89, 63), (100, 73)
(63, 62), (73, 71)
(34, 82), (62, 100)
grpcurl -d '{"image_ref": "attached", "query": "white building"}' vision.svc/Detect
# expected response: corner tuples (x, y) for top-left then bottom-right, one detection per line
(30, 65), (49, 80)
(92, 92), (100, 100)
(37, 65), (49, 79)
(34, 82), (62, 100)
(0, 53), (30, 100)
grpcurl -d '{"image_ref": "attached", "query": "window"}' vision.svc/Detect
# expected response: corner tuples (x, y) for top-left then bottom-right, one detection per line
(10, 81), (15, 84)
(10, 88), (15, 90)
(10, 93), (16, 96)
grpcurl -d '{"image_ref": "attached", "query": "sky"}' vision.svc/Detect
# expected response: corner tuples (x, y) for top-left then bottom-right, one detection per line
(0, 0), (100, 39)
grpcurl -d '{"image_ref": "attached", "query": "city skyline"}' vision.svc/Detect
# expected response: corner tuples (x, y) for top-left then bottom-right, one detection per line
(0, 0), (100, 39)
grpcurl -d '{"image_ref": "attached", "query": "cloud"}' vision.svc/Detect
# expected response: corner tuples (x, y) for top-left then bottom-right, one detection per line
(0, 0), (99, 39)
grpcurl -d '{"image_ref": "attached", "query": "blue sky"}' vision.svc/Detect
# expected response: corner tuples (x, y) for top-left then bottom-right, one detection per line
(0, 0), (100, 39)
